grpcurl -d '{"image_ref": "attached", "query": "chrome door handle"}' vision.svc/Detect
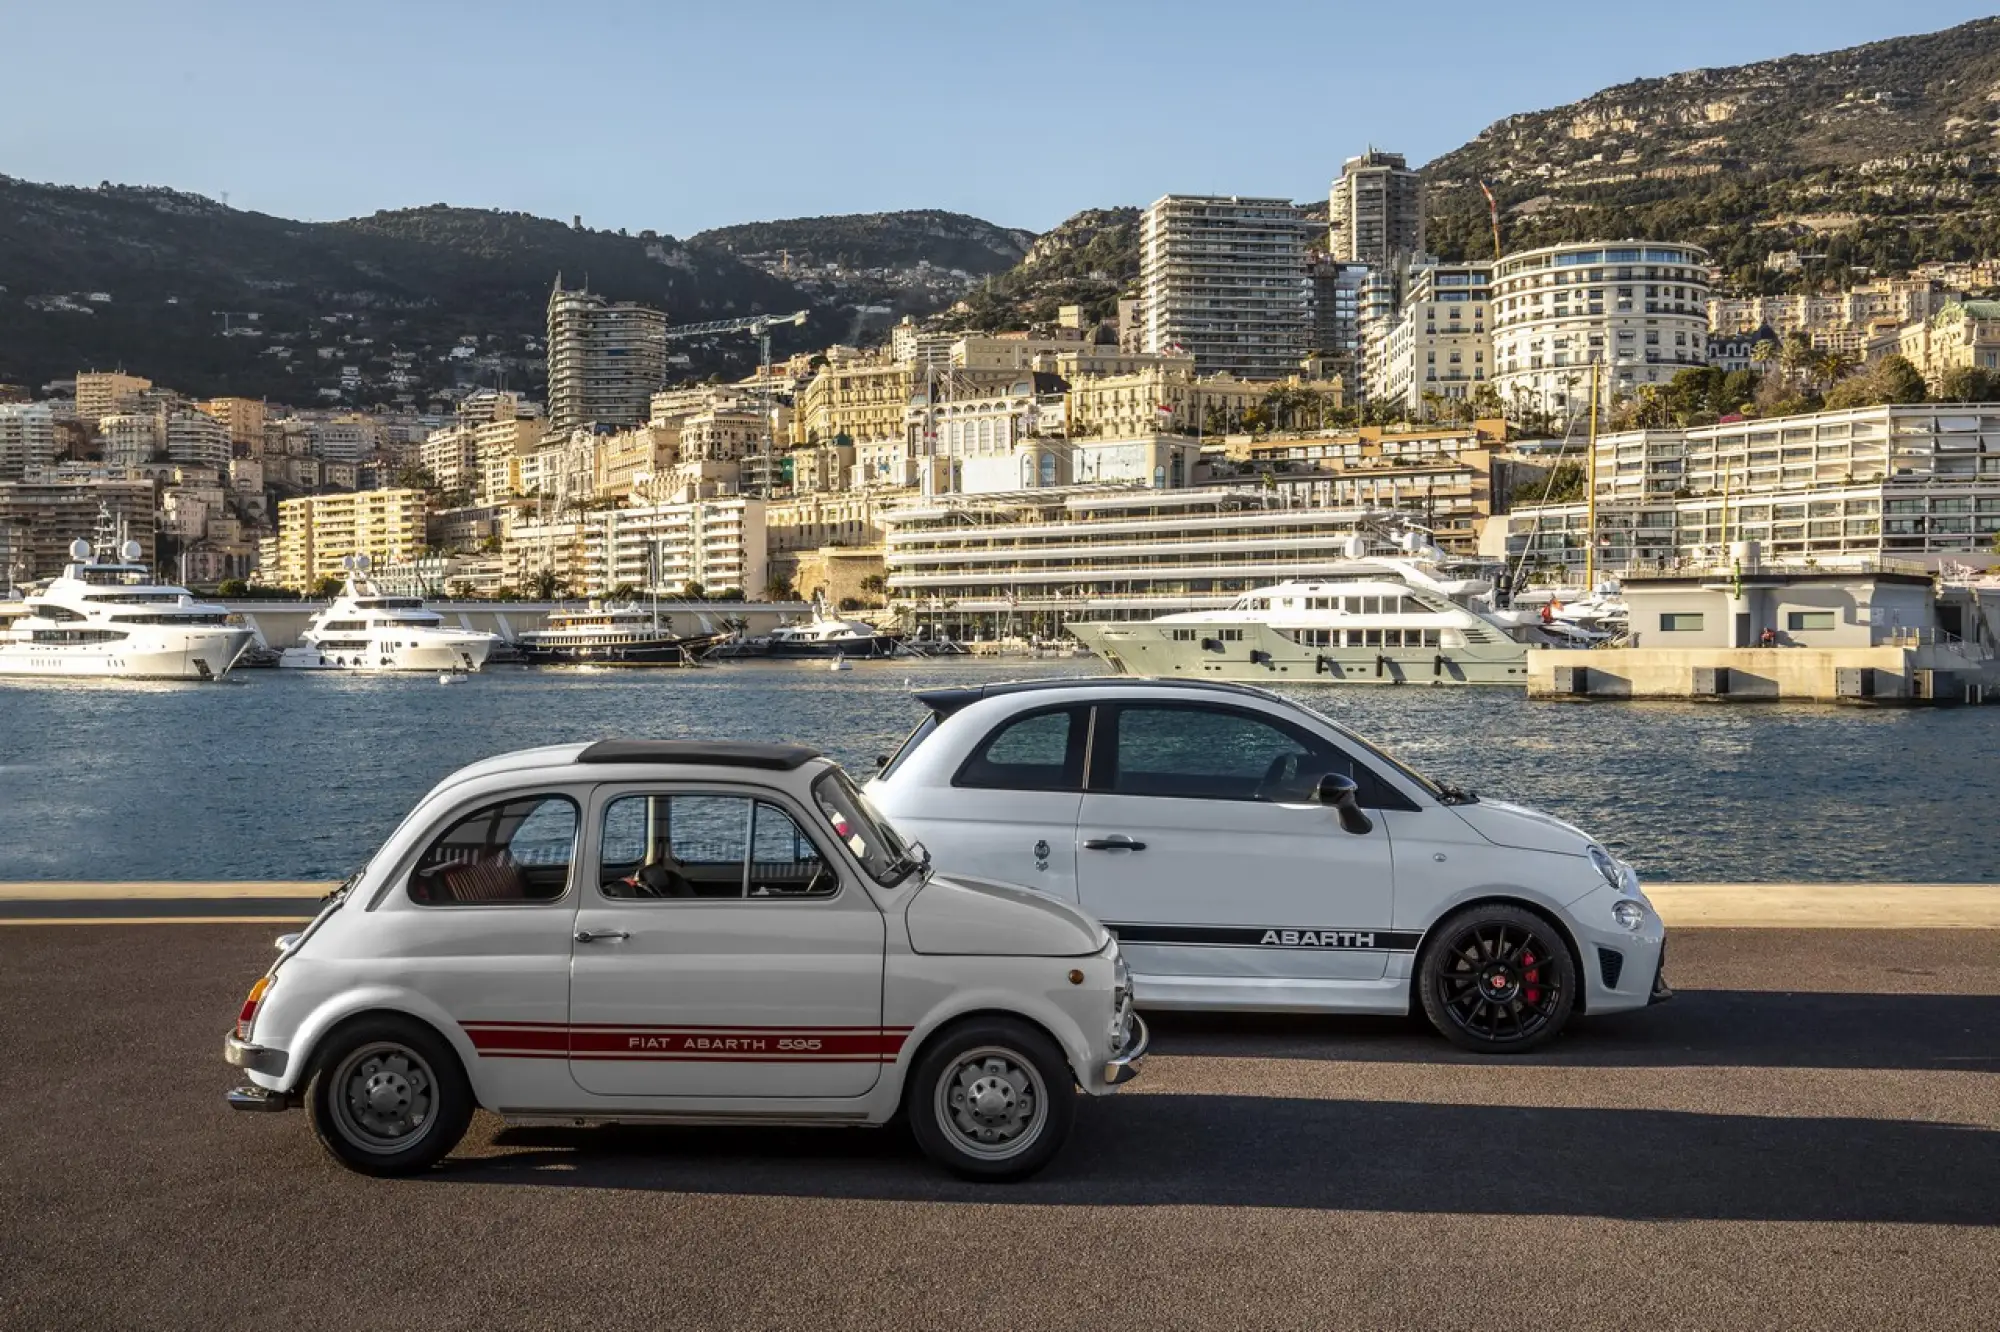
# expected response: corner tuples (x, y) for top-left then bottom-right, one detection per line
(574, 929), (631, 943)
(1083, 837), (1147, 852)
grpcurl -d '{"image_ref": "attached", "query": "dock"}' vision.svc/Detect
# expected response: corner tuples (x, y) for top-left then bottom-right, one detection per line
(1527, 644), (2000, 702)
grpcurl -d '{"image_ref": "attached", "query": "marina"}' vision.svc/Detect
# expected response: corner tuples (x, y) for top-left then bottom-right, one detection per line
(4, 658), (1998, 885)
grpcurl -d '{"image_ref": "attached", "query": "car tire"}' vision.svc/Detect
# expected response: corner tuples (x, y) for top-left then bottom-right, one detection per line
(907, 1017), (1075, 1182)
(1418, 904), (1578, 1055)
(305, 1015), (474, 1176)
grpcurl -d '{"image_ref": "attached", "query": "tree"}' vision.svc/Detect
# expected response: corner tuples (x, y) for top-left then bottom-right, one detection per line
(394, 465), (438, 493)
(311, 574), (343, 599)
(713, 586), (744, 602)
(682, 581), (705, 601)
(1511, 461), (1586, 507)
(762, 575), (796, 601)
(837, 596), (865, 612)
(859, 573), (887, 595)
(525, 569), (569, 600)
(1935, 365), (1998, 402)
(216, 578), (249, 598)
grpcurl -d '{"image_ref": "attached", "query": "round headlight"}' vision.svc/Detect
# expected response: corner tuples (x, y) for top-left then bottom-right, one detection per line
(1611, 900), (1646, 932)
(1587, 844), (1621, 891)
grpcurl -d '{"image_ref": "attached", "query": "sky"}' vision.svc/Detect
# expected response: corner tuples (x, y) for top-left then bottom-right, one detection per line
(4, 0), (1997, 238)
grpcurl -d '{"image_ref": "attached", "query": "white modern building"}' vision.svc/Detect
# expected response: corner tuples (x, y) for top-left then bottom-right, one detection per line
(1139, 195), (1313, 379)
(1490, 241), (1710, 418)
(1328, 150), (1424, 267)
(589, 496), (766, 598)
(1368, 262), (1494, 412)
(1499, 404), (2000, 575)
(546, 280), (668, 433)
(0, 403), (58, 481)
(165, 407), (232, 471)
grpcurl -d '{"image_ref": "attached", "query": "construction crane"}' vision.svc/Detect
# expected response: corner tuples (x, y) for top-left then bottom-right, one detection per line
(662, 310), (810, 495)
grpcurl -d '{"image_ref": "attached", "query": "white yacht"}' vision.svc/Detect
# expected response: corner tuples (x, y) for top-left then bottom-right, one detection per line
(0, 538), (253, 681)
(279, 557), (497, 672)
(1067, 548), (1538, 686)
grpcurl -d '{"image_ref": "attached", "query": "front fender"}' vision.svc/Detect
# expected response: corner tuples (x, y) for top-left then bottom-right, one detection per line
(886, 954), (1119, 1096)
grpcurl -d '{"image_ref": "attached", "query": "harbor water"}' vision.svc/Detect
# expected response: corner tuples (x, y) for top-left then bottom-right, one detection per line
(2, 659), (1996, 884)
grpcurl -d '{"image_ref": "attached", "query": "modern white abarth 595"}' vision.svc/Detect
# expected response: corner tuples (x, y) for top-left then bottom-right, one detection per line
(226, 740), (1145, 1181)
(867, 679), (1669, 1054)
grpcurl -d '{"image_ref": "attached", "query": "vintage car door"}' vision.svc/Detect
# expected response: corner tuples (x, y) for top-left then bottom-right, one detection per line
(566, 784), (890, 1099)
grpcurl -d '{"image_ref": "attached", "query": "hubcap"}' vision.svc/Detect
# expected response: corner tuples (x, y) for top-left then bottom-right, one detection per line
(330, 1042), (437, 1153)
(1436, 922), (1562, 1044)
(934, 1047), (1047, 1162)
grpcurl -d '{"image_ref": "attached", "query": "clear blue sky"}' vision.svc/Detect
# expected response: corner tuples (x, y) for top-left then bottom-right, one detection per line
(4, 0), (1995, 237)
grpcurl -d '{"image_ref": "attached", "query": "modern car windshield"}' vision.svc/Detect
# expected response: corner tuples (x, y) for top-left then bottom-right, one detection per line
(812, 767), (921, 886)
(1285, 697), (1451, 801)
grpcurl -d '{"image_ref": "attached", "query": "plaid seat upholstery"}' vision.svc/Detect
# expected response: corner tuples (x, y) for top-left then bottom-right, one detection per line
(441, 853), (529, 902)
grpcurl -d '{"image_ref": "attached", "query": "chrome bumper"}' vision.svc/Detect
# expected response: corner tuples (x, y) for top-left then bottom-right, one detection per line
(225, 1035), (289, 1078)
(226, 1085), (292, 1113)
(1103, 1014), (1149, 1086)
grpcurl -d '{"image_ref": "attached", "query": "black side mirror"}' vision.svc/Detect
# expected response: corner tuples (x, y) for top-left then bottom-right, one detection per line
(1316, 772), (1375, 835)
(874, 754), (891, 771)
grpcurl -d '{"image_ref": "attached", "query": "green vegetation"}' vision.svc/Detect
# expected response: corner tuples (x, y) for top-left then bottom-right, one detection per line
(944, 208), (1140, 329)
(690, 211), (1031, 279)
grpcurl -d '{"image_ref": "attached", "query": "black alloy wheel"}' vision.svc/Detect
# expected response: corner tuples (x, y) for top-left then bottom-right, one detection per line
(1418, 904), (1578, 1054)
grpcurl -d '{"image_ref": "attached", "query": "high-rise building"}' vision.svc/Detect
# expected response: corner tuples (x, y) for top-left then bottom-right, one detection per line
(1490, 240), (1710, 416)
(0, 478), (156, 581)
(1370, 262), (1494, 414)
(272, 488), (427, 590)
(196, 397), (268, 454)
(1139, 195), (1312, 378)
(545, 280), (668, 433)
(0, 403), (58, 481)
(75, 371), (152, 425)
(1329, 151), (1424, 267)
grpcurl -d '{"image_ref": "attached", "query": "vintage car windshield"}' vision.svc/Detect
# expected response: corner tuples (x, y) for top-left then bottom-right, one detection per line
(813, 768), (920, 886)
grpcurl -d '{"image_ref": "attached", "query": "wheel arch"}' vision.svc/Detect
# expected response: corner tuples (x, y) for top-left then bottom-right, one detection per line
(900, 1006), (1078, 1100)
(1410, 894), (1589, 1015)
(282, 991), (484, 1101)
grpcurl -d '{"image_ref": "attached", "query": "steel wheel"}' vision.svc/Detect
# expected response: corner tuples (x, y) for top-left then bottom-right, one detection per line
(328, 1041), (438, 1154)
(1420, 905), (1578, 1053)
(932, 1045), (1049, 1163)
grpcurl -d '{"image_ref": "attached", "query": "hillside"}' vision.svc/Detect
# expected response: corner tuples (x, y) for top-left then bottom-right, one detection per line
(1424, 17), (2000, 285)
(941, 207), (1142, 329)
(0, 181), (825, 403)
(692, 209), (1032, 283)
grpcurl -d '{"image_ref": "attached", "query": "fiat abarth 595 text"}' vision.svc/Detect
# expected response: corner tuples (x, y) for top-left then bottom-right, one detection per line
(225, 740), (1146, 1181)
(867, 678), (1669, 1055)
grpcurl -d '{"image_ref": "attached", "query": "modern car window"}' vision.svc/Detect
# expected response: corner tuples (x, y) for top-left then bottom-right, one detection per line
(813, 768), (920, 887)
(1098, 704), (1403, 807)
(599, 793), (837, 900)
(953, 706), (1084, 791)
(878, 713), (939, 779)
(407, 794), (577, 904)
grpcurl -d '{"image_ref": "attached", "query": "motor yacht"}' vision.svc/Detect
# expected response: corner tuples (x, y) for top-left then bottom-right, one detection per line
(0, 537), (253, 681)
(515, 601), (711, 667)
(279, 557), (497, 672)
(1067, 546), (1542, 686)
(712, 603), (900, 660)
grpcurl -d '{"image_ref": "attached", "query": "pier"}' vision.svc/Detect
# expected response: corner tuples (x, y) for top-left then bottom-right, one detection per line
(222, 598), (817, 650)
(1527, 644), (2000, 702)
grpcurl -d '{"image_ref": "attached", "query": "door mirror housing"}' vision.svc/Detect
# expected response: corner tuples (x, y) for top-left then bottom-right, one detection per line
(1315, 772), (1375, 836)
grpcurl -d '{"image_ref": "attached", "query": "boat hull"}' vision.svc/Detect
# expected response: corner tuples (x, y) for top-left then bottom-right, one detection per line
(1067, 621), (1528, 686)
(516, 636), (698, 667)
(755, 635), (900, 659)
(0, 629), (255, 681)
(279, 636), (493, 672)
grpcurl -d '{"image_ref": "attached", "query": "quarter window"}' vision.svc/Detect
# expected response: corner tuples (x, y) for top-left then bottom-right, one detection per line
(955, 707), (1085, 792)
(598, 793), (836, 899)
(408, 794), (577, 904)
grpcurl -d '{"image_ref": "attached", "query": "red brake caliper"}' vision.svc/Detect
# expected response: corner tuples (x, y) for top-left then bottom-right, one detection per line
(1522, 950), (1541, 1005)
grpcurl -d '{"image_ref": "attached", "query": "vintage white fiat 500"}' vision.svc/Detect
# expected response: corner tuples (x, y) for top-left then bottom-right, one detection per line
(226, 739), (1145, 1181)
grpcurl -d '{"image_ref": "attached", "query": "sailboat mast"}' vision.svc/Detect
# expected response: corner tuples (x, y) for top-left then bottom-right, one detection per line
(1584, 362), (1600, 592)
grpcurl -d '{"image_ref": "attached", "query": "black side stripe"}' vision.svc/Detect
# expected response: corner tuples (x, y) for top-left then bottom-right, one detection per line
(1109, 923), (1422, 952)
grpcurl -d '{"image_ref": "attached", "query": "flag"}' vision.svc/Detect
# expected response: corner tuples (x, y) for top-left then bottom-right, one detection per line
(1157, 404), (1174, 417)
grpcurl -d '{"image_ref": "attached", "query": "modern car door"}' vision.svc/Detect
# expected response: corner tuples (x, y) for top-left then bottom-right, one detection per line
(568, 787), (889, 1099)
(901, 704), (1087, 904)
(1074, 701), (1401, 985)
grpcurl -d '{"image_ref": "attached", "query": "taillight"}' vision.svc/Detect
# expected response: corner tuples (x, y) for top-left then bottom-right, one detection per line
(236, 977), (271, 1041)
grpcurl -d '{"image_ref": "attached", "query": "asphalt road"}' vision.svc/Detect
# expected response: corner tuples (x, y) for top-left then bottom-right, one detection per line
(2, 925), (1995, 1332)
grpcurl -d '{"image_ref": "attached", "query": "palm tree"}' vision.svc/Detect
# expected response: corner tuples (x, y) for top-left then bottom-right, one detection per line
(1812, 349), (1852, 392)
(525, 569), (569, 601)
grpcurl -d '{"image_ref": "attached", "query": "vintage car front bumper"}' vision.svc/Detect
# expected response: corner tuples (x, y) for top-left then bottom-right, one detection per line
(1103, 1013), (1149, 1086)
(225, 1034), (289, 1078)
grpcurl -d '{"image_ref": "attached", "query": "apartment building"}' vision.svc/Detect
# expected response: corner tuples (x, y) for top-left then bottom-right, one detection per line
(99, 412), (163, 467)
(1139, 195), (1312, 379)
(1368, 262), (1493, 412)
(766, 492), (883, 553)
(883, 487), (1410, 636)
(516, 429), (604, 507)
(1491, 241), (1710, 415)
(0, 403), (58, 481)
(594, 424), (679, 502)
(0, 477), (155, 580)
(546, 280), (668, 433)
(890, 317), (958, 372)
(308, 416), (381, 464)
(1065, 365), (1265, 440)
(588, 497), (767, 597)
(165, 407), (232, 470)
(75, 371), (152, 424)
(1707, 279), (1953, 352)
(1500, 404), (2000, 575)
(1328, 150), (1424, 266)
(196, 397), (268, 453)
(791, 359), (917, 446)
(271, 488), (426, 590)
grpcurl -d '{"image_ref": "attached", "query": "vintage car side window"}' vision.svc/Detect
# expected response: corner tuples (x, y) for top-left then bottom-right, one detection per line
(407, 794), (577, 904)
(953, 707), (1084, 791)
(600, 793), (836, 900)
(1099, 704), (1399, 806)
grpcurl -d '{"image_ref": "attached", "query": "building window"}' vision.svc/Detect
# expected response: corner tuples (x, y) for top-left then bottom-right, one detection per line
(1787, 611), (1836, 632)
(1659, 613), (1705, 633)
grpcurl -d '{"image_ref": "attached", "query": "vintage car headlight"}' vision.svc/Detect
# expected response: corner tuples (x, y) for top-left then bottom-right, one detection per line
(1587, 844), (1622, 891)
(1112, 953), (1132, 1009)
(1611, 899), (1647, 932)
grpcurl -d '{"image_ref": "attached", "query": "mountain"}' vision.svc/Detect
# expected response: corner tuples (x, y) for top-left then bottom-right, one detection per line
(1423, 17), (2000, 285)
(0, 181), (830, 404)
(941, 207), (1142, 329)
(692, 209), (1031, 280)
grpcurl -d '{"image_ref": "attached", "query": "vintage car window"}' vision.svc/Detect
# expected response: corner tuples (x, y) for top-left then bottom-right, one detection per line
(407, 794), (577, 905)
(952, 706), (1085, 791)
(812, 768), (919, 887)
(599, 793), (836, 900)
(1096, 704), (1405, 808)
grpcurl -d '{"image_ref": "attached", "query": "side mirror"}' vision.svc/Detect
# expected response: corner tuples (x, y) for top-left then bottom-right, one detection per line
(1316, 772), (1375, 835)
(874, 754), (891, 771)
